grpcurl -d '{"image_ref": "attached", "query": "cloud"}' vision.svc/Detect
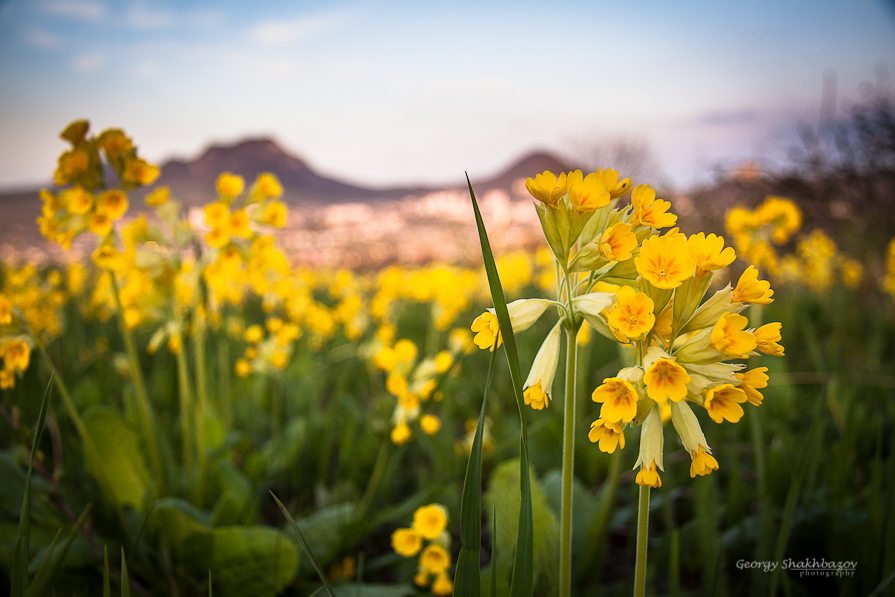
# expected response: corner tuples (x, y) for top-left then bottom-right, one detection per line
(42, 0), (105, 22)
(73, 51), (105, 72)
(249, 11), (350, 46)
(128, 2), (174, 29)
(135, 59), (160, 78)
(23, 28), (62, 49)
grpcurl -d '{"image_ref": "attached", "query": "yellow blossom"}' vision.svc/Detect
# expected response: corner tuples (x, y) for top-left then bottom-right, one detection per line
(704, 384), (748, 423)
(567, 169), (610, 212)
(394, 339), (418, 363)
(97, 128), (132, 155)
(711, 313), (757, 358)
(732, 266), (774, 304)
(588, 418), (626, 453)
(391, 422), (412, 445)
(644, 357), (690, 403)
(606, 285), (655, 339)
(432, 572), (453, 596)
(0, 294), (11, 325)
(2, 340), (30, 371)
(525, 170), (567, 206)
(244, 324), (264, 344)
(251, 172), (283, 200)
(230, 209), (252, 238)
(419, 544), (451, 575)
(420, 414), (442, 435)
(631, 184), (677, 229)
(271, 351), (289, 369)
(391, 528), (422, 557)
(412, 504), (448, 540)
(87, 212), (113, 236)
(216, 172), (245, 199)
(96, 190), (129, 220)
(736, 367), (768, 405)
(689, 446), (719, 477)
(595, 167), (632, 199)
(523, 321), (561, 410)
(635, 231), (695, 289)
(688, 232), (736, 273)
(235, 358), (252, 377)
(592, 377), (638, 423)
(600, 222), (637, 262)
(636, 462), (662, 488)
(263, 201), (288, 227)
(63, 187), (93, 215)
(753, 322), (784, 356)
(145, 186), (170, 207)
(434, 351), (453, 373)
(122, 157), (160, 187)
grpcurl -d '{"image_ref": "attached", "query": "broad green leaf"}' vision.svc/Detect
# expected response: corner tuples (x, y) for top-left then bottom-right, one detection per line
(210, 526), (299, 597)
(12, 374), (53, 597)
(453, 346), (498, 596)
(467, 176), (534, 597)
(83, 407), (151, 511)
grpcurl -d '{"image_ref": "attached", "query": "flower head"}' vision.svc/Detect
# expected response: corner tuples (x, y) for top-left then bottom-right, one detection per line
(391, 528), (422, 557)
(753, 322), (784, 356)
(711, 313), (757, 358)
(216, 172), (245, 200)
(631, 184), (677, 229)
(606, 285), (655, 339)
(688, 233), (736, 273)
(592, 377), (638, 423)
(736, 367), (768, 405)
(732, 266), (774, 304)
(643, 349), (690, 403)
(412, 504), (448, 540)
(635, 231), (695, 289)
(525, 170), (567, 206)
(600, 222), (637, 262)
(704, 384), (748, 423)
(419, 544), (451, 575)
(588, 418), (626, 453)
(567, 170), (610, 213)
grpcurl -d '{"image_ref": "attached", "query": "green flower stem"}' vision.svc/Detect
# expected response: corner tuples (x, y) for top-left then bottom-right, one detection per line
(109, 271), (165, 494)
(217, 331), (232, 430)
(633, 484), (651, 597)
(357, 439), (391, 522)
(174, 335), (195, 498)
(560, 320), (581, 597)
(192, 309), (208, 501)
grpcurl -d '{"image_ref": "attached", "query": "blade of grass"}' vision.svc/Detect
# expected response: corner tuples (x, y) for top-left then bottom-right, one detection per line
(453, 345), (498, 596)
(270, 490), (337, 597)
(12, 372), (54, 597)
(491, 503), (498, 597)
(24, 503), (92, 597)
(467, 174), (533, 597)
(121, 547), (131, 597)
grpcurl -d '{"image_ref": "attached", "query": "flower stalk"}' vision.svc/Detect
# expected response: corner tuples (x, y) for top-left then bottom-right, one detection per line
(633, 485), (651, 597)
(559, 319), (581, 597)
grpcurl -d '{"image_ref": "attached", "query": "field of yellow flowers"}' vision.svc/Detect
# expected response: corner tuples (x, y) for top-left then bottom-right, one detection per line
(2, 122), (895, 597)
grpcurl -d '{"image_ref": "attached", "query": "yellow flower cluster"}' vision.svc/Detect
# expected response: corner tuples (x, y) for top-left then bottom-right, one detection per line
(726, 196), (862, 291)
(391, 504), (454, 596)
(475, 169), (785, 487)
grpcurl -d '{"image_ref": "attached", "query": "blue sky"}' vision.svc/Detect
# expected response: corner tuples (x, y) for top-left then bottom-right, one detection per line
(1, 0), (894, 191)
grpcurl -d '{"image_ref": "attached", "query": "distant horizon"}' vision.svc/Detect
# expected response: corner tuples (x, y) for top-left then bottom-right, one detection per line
(2, 1), (894, 194)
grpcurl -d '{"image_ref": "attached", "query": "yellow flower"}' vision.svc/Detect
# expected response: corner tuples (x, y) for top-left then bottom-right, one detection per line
(167, 334), (183, 354)
(688, 233), (736, 273)
(636, 462), (662, 488)
(419, 544), (451, 575)
(434, 351), (453, 373)
(251, 172), (283, 200)
(122, 157), (160, 187)
(60, 119), (90, 144)
(420, 414), (442, 435)
(635, 231), (695, 290)
(711, 313), (757, 358)
(62, 187), (94, 215)
(567, 169), (610, 212)
(414, 570), (429, 587)
(0, 293), (12, 325)
(595, 167), (632, 199)
(522, 321), (561, 410)
(244, 324), (264, 344)
(230, 209), (252, 238)
(216, 172), (245, 199)
(97, 128), (133, 156)
(525, 170), (567, 206)
(689, 446), (719, 477)
(606, 285), (655, 339)
(471, 298), (554, 351)
(592, 377), (639, 423)
(704, 384), (748, 423)
(631, 184), (677, 229)
(0, 369), (14, 390)
(732, 266), (774, 304)
(600, 222), (637, 262)
(588, 418), (626, 453)
(391, 422), (412, 445)
(432, 571), (454, 596)
(145, 186), (170, 207)
(87, 212), (113, 236)
(753, 322), (784, 356)
(643, 356), (690, 403)
(205, 227), (230, 248)
(386, 372), (409, 397)
(2, 340), (30, 372)
(412, 504), (448, 540)
(263, 201), (288, 227)
(271, 351), (289, 369)
(91, 244), (125, 271)
(235, 358), (252, 377)
(391, 528), (422, 557)
(394, 338), (418, 363)
(372, 346), (398, 372)
(735, 367), (768, 405)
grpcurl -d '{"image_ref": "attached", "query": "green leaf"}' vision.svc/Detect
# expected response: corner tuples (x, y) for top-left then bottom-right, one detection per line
(12, 373), (53, 597)
(120, 547), (130, 597)
(270, 491), (335, 597)
(331, 585), (415, 597)
(210, 526), (299, 597)
(24, 504), (92, 597)
(82, 407), (151, 511)
(453, 346), (498, 596)
(467, 175), (534, 597)
(491, 504), (498, 597)
(103, 545), (111, 597)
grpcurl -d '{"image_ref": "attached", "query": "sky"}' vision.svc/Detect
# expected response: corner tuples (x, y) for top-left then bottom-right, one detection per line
(1, 0), (895, 192)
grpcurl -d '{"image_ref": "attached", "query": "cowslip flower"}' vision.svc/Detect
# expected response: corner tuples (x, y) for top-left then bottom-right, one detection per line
(471, 298), (554, 351)
(588, 418), (626, 453)
(643, 348), (690, 403)
(736, 367), (769, 405)
(606, 285), (655, 340)
(95, 190), (129, 220)
(753, 322), (784, 356)
(595, 167), (632, 199)
(732, 265), (774, 304)
(600, 222), (638, 262)
(592, 376), (638, 423)
(391, 528), (422, 557)
(635, 231), (695, 289)
(216, 172), (245, 199)
(711, 313), (757, 358)
(522, 321), (562, 410)
(413, 504), (448, 540)
(567, 169), (611, 213)
(630, 184), (677, 229)
(525, 170), (567, 206)
(688, 233), (736, 274)
(703, 384), (748, 423)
